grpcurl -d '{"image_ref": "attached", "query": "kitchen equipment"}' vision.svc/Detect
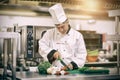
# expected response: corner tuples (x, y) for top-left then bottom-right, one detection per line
(78, 30), (102, 50)
(19, 25), (53, 67)
(20, 25), (35, 58)
(20, 25), (53, 59)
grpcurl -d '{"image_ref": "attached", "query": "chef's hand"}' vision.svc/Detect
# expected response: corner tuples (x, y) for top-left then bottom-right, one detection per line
(53, 51), (61, 59)
(61, 63), (73, 71)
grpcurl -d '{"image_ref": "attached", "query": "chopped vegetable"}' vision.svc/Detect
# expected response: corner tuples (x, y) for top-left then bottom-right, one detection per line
(78, 67), (109, 74)
(38, 61), (51, 74)
(78, 67), (89, 73)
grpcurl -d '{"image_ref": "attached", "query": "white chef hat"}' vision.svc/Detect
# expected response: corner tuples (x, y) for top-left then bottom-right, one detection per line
(49, 3), (67, 24)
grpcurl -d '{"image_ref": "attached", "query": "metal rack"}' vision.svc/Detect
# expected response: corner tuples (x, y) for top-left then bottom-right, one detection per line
(0, 32), (20, 80)
(108, 9), (120, 74)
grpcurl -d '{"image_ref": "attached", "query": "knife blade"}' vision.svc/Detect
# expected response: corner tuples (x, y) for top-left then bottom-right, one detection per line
(58, 58), (70, 70)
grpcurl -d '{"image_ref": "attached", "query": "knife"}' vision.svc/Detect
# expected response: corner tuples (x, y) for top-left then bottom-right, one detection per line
(58, 57), (71, 70)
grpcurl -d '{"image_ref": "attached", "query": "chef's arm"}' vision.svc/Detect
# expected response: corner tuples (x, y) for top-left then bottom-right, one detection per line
(47, 50), (60, 64)
(39, 31), (58, 63)
(39, 39), (60, 64)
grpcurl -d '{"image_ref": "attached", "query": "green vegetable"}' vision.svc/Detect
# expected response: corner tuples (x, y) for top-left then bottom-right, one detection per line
(78, 67), (109, 74)
(38, 61), (51, 74)
(87, 49), (99, 56)
(78, 67), (89, 73)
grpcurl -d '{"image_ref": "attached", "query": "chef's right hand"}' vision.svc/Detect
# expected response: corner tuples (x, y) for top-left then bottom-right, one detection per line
(53, 51), (61, 59)
(61, 63), (73, 71)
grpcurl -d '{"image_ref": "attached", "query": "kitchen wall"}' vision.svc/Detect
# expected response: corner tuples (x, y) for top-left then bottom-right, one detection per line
(0, 15), (119, 53)
(0, 15), (118, 35)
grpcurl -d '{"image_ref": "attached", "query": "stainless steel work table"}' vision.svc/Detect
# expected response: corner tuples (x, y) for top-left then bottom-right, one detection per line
(16, 68), (120, 80)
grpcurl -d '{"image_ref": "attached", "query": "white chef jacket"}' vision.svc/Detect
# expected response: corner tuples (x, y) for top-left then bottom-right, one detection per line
(39, 26), (87, 68)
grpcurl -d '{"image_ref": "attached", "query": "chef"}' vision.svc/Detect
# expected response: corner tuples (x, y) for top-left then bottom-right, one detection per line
(39, 3), (87, 70)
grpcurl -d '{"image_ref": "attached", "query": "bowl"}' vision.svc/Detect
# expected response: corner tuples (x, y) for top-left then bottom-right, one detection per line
(87, 55), (98, 62)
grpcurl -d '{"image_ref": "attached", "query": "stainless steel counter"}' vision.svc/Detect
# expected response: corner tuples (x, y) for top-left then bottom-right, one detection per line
(16, 68), (120, 80)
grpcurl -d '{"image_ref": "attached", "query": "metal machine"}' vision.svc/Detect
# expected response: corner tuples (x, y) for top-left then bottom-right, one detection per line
(19, 25), (53, 67)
